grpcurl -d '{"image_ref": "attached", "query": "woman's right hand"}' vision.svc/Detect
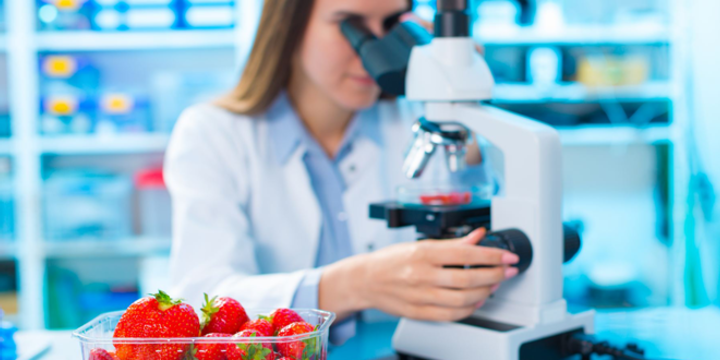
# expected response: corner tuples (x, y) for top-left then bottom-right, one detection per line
(319, 228), (520, 321)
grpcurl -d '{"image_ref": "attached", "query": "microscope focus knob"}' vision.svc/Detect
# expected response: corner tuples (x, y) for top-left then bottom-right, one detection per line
(479, 229), (533, 274)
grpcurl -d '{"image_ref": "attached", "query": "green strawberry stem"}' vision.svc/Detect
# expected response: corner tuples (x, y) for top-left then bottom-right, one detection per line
(200, 293), (220, 327)
(151, 290), (183, 311)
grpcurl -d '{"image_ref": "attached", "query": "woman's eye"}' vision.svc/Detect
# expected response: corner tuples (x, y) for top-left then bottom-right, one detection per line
(383, 13), (402, 32)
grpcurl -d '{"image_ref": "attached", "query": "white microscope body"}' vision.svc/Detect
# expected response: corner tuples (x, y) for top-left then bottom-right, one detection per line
(391, 34), (596, 360)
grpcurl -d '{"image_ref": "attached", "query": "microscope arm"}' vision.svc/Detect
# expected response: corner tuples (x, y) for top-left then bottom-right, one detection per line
(422, 101), (567, 326)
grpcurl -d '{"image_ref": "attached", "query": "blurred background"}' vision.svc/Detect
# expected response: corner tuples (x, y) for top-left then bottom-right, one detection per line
(0, 0), (718, 331)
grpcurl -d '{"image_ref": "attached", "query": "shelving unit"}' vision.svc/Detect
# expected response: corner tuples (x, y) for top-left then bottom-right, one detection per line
(476, 23), (670, 46)
(558, 125), (670, 146)
(2, 0), (253, 330)
(40, 133), (170, 155)
(43, 237), (171, 258)
(36, 29), (236, 52)
(1, 0), (688, 330)
(493, 82), (671, 103)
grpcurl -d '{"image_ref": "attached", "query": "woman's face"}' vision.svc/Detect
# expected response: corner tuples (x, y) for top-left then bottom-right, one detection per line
(293, 0), (409, 110)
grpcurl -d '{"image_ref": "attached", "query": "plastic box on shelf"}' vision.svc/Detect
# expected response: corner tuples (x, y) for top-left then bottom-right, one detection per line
(0, 158), (12, 244)
(0, 115), (9, 139)
(151, 69), (236, 132)
(135, 168), (171, 238)
(39, 54), (153, 135)
(74, 309), (335, 360)
(38, 0), (235, 31)
(43, 171), (133, 241)
(182, 0), (235, 29)
(0, 181), (13, 244)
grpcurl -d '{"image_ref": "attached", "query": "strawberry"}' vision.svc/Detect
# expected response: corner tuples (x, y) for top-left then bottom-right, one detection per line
(239, 319), (273, 337)
(201, 294), (250, 335)
(276, 322), (317, 360)
(89, 349), (119, 360)
(226, 330), (276, 360)
(194, 333), (231, 360)
(113, 290), (201, 360)
(267, 309), (303, 336)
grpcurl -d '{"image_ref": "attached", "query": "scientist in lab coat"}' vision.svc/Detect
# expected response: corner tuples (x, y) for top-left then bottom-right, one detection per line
(164, 0), (521, 342)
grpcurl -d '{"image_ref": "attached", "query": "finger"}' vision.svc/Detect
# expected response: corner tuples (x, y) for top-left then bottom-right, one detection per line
(475, 42), (486, 56)
(404, 304), (477, 322)
(433, 266), (517, 288)
(422, 241), (519, 266)
(400, 12), (433, 33)
(421, 286), (492, 308)
(459, 227), (486, 245)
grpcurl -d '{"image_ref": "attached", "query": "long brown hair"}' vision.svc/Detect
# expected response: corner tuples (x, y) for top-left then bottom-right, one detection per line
(215, 0), (413, 116)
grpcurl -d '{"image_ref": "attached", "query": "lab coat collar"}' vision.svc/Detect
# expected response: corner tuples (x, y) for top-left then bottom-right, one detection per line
(266, 91), (382, 165)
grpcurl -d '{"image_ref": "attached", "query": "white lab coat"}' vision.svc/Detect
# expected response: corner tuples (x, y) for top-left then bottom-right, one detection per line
(164, 98), (491, 310)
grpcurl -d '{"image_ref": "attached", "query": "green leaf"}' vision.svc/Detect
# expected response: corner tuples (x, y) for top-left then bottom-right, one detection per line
(151, 290), (183, 311)
(200, 293), (220, 328)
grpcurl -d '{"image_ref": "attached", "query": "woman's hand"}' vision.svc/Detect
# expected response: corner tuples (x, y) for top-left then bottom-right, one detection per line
(319, 228), (519, 321)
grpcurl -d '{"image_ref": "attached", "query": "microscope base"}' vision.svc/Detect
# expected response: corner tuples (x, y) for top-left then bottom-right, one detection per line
(392, 310), (595, 360)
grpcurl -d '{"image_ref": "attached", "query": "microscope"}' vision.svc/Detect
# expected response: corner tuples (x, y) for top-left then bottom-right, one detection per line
(341, 1), (598, 359)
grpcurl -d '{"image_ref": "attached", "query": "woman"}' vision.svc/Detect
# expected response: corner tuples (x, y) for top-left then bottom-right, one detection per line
(164, 0), (520, 342)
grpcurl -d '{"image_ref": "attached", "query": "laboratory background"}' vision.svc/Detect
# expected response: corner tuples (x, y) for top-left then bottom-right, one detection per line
(0, 0), (718, 358)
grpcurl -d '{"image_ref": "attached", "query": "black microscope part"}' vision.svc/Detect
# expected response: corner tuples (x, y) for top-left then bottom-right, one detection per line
(435, 0), (470, 37)
(562, 332), (654, 360)
(340, 17), (432, 96)
(370, 201), (581, 273)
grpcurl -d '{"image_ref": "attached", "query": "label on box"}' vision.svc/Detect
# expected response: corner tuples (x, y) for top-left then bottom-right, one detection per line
(46, 96), (80, 116)
(42, 56), (78, 79)
(101, 94), (135, 114)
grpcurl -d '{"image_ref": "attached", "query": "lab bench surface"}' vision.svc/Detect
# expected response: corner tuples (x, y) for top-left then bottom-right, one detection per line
(14, 306), (720, 360)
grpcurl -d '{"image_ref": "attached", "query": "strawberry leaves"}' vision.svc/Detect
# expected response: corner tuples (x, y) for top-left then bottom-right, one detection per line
(201, 294), (220, 328)
(152, 290), (183, 311)
(235, 333), (273, 360)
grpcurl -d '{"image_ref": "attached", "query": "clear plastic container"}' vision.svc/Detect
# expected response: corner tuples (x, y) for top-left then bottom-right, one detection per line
(0, 179), (14, 242)
(73, 309), (336, 360)
(135, 168), (171, 238)
(44, 171), (133, 241)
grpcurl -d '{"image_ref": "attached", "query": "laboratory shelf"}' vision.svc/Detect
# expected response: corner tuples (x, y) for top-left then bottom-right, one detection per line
(558, 125), (671, 146)
(493, 82), (671, 104)
(36, 29), (236, 52)
(43, 237), (171, 258)
(40, 133), (170, 155)
(476, 24), (670, 46)
(0, 139), (12, 155)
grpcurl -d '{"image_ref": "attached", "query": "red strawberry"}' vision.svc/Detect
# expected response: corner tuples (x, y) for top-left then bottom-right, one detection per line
(201, 294), (250, 335)
(267, 309), (303, 336)
(276, 322), (317, 360)
(194, 333), (231, 360)
(226, 330), (276, 360)
(113, 290), (201, 360)
(239, 319), (273, 337)
(89, 349), (119, 360)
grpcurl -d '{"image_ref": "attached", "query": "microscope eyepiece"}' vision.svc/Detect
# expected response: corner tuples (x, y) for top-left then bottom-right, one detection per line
(435, 0), (470, 37)
(437, 0), (468, 11)
(339, 17), (432, 96)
